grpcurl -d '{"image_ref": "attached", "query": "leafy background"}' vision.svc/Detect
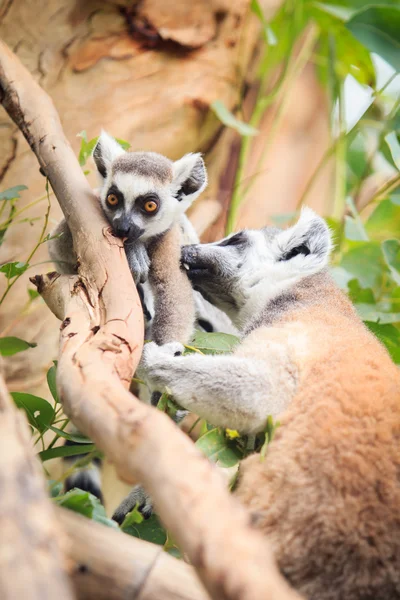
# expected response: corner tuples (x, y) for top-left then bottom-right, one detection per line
(0, 0), (399, 550)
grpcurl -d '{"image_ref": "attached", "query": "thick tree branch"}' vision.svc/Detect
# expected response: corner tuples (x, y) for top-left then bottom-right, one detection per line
(0, 40), (301, 600)
(0, 370), (74, 600)
(59, 508), (209, 600)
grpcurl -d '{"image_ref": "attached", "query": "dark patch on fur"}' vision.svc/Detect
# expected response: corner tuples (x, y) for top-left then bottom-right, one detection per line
(151, 391), (162, 406)
(93, 141), (107, 178)
(177, 156), (206, 200)
(217, 231), (249, 248)
(280, 243), (310, 261)
(64, 472), (103, 504)
(137, 284), (152, 322)
(197, 319), (214, 332)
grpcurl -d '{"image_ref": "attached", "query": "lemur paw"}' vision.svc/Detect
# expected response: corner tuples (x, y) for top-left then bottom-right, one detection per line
(112, 485), (153, 524)
(141, 341), (184, 365)
(138, 341), (184, 388)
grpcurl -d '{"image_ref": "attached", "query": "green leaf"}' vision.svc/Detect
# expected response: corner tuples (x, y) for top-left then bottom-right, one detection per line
(122, 513), (167, 544)
(48, 480), (63, 498)
(47, 425), (92, 444)
(381, 132), (400, 171)
(120, 505), (144, 530)
(365, 199), (400, 242)
(11, 392), (54, 433)
(0, 261), (29, 278)
(55, 489), (118, 529)
(311, 6), (376, 86)
(355, 304), (400, 324)
(0, 337), (37, 356)
(78, 131), (131, 167)
(0, 185), (28, 201)
(189, 331), (240, 355)
(347, 279), (375, 304)
(251, 0), (265, 21)
(47, 363), (59, 403)
(195, 428), (242, 468)
(365, 321), (400, 364)
(77, 131), (99, 167)
(346, 6), (400, 72)
(260, 415), (280, 460)
(382, 239), (400, 285)
(344, 216), (368, 241)
(28, 288), (40, 301)
(347, 133), (369, 180)
(210, 101), (258, 137)
(340, 241), (386, 289)
(115, 138), (131, 150)
(38, 443), (96, 462)
(156, 392), (182, 420)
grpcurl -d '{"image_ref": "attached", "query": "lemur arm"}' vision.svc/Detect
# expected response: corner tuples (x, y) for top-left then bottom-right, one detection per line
(147, 224), (195, 345)
(140, 341), (297, 434)
(48, 218), (77, 274)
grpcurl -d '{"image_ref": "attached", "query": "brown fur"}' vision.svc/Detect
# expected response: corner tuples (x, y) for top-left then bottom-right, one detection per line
(148, 224), (195, 345)
(235, 272), (400, 599)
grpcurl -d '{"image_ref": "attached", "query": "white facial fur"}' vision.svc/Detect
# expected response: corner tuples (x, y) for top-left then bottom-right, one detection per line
(182, 208), (333, 329)
(93, 131), (207, 242)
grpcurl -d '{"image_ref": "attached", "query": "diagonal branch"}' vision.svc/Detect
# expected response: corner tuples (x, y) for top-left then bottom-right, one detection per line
(0, 39), (301, 600)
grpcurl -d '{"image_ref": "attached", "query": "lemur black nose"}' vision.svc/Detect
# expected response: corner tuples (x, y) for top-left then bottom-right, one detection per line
(114, 222), (144, 241)
(115, 225), (131, 238)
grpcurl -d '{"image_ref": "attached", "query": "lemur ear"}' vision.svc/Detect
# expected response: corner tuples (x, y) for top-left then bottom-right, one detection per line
(92, 131), (126, 179)
(273, 208), (332, 270)
(172, 153), (207, 209)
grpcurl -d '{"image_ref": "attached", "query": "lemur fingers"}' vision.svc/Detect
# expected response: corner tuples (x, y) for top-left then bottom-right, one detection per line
(137, 341), (185, 381)
(112, 485), (153, 524)
(125, 241), (151, 284)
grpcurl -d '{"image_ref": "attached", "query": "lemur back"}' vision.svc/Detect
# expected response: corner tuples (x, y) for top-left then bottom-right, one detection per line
(140, 209), (400, 599)
(236, 274), (400, 600)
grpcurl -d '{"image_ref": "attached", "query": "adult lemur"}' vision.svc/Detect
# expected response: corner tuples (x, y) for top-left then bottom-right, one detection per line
(139, 208), (400, 600)
(48, 131), (234, 503)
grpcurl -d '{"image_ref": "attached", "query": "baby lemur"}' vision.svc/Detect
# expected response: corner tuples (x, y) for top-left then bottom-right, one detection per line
(49, 131), (232, 341)
(139, 208), (400, 600)
(48, 131), (234, 503)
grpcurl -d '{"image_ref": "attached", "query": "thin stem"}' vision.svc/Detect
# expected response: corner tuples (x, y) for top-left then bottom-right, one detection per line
(297, 72), (400, 212)
(244, 26), (318, 200)
(0, 183), (51, 305)
(47, 418), (70, 451)
(0, 192), (48, 230)
(225, 25), (318, 234)
(333, 79), (347, 220)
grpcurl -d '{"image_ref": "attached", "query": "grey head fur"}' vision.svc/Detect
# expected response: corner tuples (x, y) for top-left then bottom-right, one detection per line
(181, 208), (332, 330)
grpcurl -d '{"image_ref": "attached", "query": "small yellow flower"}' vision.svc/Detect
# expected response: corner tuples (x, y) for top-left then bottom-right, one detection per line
(225, 428), (240, 439)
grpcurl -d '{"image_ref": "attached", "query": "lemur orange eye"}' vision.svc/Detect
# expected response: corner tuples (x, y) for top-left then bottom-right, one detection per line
(144, 200), (158, 213)
(107, 193), (119, 207)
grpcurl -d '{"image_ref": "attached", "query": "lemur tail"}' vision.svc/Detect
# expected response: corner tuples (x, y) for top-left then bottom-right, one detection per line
(63, 438), (103, 503)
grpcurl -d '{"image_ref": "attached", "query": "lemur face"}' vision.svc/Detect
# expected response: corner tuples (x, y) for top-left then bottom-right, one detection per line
(92, 131), (207, 243)
(181, 208), (332, 326)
